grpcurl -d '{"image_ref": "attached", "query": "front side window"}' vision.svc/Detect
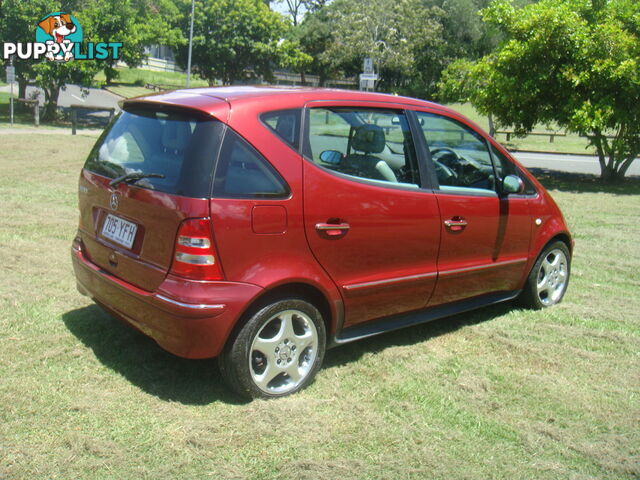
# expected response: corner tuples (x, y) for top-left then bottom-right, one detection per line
(490, 143), (537, 196)
(305, 107), (421, 187)
(416, 112), (496, 193)
(84, 108), (224, 197)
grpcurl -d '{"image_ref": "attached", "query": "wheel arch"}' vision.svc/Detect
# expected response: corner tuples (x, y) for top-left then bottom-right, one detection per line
(540, 232), (573, 257)
(224, 281), (340, 350)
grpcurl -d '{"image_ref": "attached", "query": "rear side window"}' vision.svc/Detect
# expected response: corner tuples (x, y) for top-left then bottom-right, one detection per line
(305, 107), (421, 187)
(261, 109), (302, 150)
(84, 109), (224, 197)
(213, 129), (289, 198)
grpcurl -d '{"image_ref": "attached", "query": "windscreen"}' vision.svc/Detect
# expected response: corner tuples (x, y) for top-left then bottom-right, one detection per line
(84, 108), (224, 197)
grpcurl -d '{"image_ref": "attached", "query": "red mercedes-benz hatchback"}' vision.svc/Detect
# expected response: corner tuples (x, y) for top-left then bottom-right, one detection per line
(71, 86), (572, 398)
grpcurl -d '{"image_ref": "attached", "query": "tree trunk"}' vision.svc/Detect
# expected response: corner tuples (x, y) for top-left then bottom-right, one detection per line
(599, 162), (629, 183)
(18, 79), (28, 99)
(42, 86), (60, 121)
(105, 64), (117, 85)
(300, 70), (306, 86)
(618, 155), (638, 178)
(488, 113), (495, 137)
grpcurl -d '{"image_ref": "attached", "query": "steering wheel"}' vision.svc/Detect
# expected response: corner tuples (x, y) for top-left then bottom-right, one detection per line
(433, 161), (457, 183)
(430, 147), (462, 166)
(430, 148), (462, 183)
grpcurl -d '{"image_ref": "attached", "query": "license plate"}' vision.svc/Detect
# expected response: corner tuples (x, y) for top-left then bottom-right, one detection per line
(101, 213), (138, 249)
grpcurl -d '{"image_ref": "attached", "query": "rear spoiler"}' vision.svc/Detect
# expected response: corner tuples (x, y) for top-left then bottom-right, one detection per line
(120, 90), (230, 123)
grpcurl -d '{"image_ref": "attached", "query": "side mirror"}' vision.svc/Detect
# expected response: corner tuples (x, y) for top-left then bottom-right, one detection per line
(502, 174), (525, 194)
(320, 150), (343, 165)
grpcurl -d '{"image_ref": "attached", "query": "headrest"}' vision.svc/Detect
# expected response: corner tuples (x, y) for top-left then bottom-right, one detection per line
(162, 122), (190, 152)
(351, 124), (385, 154)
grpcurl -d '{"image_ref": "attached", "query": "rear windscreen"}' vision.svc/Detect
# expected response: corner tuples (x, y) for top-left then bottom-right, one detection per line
(84, 108), (224, 197)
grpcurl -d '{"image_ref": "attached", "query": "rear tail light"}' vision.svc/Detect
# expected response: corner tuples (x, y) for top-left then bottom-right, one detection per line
(170, 218), (223, 280)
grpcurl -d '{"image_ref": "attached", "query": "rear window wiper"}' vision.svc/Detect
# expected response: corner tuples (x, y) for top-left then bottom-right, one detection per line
(109, 172), (165, 188)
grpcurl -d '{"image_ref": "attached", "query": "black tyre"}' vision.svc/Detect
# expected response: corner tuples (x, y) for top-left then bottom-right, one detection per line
(520, 241), (571, 309)
(219, 298), (326, 399)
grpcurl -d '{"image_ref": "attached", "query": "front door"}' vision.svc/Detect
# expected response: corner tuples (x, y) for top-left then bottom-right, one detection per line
(413, 110), (533, 306)
(302, 104), (441, 327)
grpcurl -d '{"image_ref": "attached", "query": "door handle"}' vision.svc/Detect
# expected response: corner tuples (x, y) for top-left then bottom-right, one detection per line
(444, 217), (467, 231)
(315, 222), (350, 237)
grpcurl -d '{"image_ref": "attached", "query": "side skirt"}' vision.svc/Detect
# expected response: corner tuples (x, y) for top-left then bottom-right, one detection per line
(329, 290), (520, 347)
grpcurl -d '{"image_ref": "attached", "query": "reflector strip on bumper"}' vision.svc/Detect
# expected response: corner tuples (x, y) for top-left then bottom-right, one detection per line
(155, 294), (226, 311)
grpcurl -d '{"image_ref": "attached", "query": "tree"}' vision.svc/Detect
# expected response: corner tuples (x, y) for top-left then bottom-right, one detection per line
(439, 0), (640, 182)
(32, 60), (99, 120)
(277, 39), (313, 84)
(317, 0), (446, 93)
(173, 0), (288, 85)
(294, 6), (340, 86)
(0, 0), (100, 120)
(79, 0), (182, 85)
(276, 0), (305, 26)
(0, 0), (58, 100)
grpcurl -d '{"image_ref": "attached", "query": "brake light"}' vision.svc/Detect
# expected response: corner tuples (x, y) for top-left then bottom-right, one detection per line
(170, 218), (223, 280)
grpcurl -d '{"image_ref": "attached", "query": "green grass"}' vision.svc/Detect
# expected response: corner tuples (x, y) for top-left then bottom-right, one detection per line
(1, 134), (639, 479)
(95, 67), (209, 90)
(104, 85), (152, 99)
(96, 67), (209, 99)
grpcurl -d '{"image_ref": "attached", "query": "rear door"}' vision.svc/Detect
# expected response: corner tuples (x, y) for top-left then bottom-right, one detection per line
(413, 110), (533, 305)
(302, 103), (441, 327)
(78, 107), (225, 291)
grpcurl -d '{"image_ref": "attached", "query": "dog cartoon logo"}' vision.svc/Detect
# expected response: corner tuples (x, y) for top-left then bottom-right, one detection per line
(2, 12), (121, 62)
(35, 12), (83, 62)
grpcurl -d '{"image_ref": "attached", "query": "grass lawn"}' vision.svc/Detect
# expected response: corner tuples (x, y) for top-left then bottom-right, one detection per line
(96, 67), (208, 90)
(97, 68), (209, 99)
(1, 134), (639, 479)
(96, 67), (209, 88)
(103, 85), (151, 99)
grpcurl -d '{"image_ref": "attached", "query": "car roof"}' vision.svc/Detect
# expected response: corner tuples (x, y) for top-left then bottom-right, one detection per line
(124, 85), (457, 114)
(121, 86), (486, 136)
(184, 86), (428, 105)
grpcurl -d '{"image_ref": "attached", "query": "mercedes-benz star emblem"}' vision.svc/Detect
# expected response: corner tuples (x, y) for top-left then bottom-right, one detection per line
(110, 193), (119, 210)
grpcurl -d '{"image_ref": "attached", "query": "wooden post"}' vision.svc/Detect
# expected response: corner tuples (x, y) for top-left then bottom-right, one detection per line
(34, 102), (39, 127)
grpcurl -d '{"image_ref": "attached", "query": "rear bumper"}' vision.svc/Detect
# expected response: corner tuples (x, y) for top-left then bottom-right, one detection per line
(71, 244), (263, 359)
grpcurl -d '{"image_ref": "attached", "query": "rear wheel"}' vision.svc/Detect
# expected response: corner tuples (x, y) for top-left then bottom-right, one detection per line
(219, 298), (326, 399)
(520, 241), (570, 309)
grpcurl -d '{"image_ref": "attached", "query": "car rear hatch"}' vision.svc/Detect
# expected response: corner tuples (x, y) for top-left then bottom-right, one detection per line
(76, 95), (228, 291)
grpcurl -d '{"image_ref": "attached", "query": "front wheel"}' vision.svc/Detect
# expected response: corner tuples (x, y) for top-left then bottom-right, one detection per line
(520, 241), (571, 309)
(219, 298), (326, 399)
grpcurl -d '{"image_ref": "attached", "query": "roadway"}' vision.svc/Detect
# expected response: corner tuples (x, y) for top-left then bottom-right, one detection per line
(513, 151), (640, 177)
(0, 84), (121, 109)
